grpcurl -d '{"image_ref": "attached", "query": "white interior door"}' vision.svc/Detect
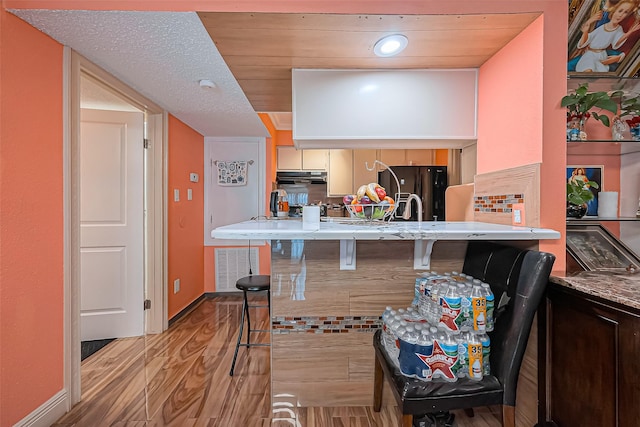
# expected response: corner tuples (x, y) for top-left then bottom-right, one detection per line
(80, 109), (144, 340)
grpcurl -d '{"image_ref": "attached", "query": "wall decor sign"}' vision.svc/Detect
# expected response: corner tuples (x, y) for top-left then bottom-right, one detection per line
(568, 0), (640, 77)
(567, 165), (603, 216)
(216, 160), (248, 186)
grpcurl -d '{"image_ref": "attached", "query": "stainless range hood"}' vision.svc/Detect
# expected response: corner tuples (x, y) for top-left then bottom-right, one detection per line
(291, 69), (478, 149)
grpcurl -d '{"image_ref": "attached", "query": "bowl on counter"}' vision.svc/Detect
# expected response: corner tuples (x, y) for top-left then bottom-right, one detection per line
(345, 202), (395, 223)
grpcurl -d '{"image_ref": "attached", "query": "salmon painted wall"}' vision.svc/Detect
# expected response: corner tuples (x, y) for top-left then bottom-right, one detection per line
(478, 12), (567, 268)
(167, 115), (205, 318)
(477, 17), (544, 174)
(0, 10), (64, 426)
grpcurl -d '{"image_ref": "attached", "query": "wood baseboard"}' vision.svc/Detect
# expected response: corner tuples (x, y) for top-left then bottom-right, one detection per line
(14, 389), (68, 427)
(168, 294), (205, 327)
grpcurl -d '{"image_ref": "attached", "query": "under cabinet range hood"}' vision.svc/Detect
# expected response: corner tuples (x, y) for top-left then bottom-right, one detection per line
(291, 69), (478, 149)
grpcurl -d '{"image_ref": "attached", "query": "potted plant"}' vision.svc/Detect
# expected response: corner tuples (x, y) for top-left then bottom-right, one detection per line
(567, 174), (599, 218)
(562, 83), (621, 141)
(617, 95), (640, 140)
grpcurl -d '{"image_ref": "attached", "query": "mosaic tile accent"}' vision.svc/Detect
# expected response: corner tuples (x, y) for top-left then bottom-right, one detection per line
(272, 315), (382, 334)
(473, 194), (524, 213)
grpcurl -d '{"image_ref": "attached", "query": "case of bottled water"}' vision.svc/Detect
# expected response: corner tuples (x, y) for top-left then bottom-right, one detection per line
(380, 270), (494, 383)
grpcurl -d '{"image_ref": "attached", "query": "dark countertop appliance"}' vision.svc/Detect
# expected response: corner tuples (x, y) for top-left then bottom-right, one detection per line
(378, 166), (447, 221)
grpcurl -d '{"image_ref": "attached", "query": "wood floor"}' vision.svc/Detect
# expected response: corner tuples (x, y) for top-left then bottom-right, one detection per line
(53, 296), (502, 427)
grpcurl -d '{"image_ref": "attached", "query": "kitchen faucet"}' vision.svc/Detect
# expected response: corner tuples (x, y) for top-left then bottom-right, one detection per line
(402, 193), (423, 222)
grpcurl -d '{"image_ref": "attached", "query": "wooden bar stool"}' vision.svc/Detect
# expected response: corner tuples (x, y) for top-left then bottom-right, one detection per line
(229, 274), (271, 376)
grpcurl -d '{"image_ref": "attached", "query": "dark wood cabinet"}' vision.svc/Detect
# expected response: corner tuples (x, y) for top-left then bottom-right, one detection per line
(538, 283), (640, 427)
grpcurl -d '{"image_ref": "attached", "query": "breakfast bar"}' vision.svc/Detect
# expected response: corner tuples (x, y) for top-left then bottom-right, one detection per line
(211, 219), (560, 408)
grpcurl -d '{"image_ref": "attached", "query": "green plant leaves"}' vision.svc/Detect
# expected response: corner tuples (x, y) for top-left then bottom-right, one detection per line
(567, 180), (599, 205)
(562, 83), (619, 127)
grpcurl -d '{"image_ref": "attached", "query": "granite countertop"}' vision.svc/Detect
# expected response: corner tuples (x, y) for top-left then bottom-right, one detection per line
(210, 218), (561, 241)
(550, 271), (640, 311)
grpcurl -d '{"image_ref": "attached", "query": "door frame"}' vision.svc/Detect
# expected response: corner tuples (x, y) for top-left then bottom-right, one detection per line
(63, 48), (168, 405)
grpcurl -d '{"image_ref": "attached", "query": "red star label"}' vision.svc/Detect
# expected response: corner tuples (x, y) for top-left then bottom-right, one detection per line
(415, 340), (458, 380)
(439, 299), (461, 332)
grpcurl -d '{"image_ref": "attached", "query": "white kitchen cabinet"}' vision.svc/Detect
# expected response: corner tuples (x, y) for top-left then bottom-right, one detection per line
(292, 69), (478, 148)
(327, 149), (353, 196)
(277, 146), (302, 170)
(302, 149), (328, 170)
(353, 149), (378, 193)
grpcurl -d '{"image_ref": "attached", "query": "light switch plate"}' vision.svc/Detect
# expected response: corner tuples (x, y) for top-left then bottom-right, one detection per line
(187, 188), (193, 201)
(189, 173), (199, 183)
(512, 203), (525, 225)
(174, 189), (180, 202)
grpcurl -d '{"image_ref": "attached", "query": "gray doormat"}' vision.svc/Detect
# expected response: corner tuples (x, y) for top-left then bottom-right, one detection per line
(81, 338), (115, 361)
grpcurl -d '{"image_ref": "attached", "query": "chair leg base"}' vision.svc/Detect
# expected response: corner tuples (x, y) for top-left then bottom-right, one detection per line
(502, 405), (515, 427)
(373, 352), (383, 412)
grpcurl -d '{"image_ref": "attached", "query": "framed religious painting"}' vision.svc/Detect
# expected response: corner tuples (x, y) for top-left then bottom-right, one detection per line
(567, 165), (603, 216)
(566, 223), (640, 271)
(568, 0), (640, 77)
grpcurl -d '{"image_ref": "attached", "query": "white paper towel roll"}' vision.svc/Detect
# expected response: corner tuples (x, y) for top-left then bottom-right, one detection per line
(303, 205), (320, 230)
(597, 191), (618, 218)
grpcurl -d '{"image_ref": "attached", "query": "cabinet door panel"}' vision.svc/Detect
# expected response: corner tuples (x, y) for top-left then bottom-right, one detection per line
(617, 308), (640, 427)
(302, 149), (328, 170)
(353, 149), (378, 193)
(378, 149), (406, 167)
(406, 149), (434, 165)
(550, 297), (617, 427)
(277, 146), (302, 170)
(328, 149), (353, 196)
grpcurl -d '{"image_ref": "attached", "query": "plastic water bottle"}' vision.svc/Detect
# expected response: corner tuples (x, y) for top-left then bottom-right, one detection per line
(381, 306), (391, 350)
(467, 333), (483, 381)
(429, 280), (442, 325)
(471, 283), (487, 332)
(415, 328), (434, 380)
(382, 306), (392, 323)
(413, 276), (427, 307)
(439, 282), (462, 334)
(478, 332), (491, 376)
(417, 274), (434, 318)
(388, 317), (405, 362)
(404, 305), (424, 322)
(456, 332), (469, 379)
(482, 283), (495, 332)
(458, 283), (472, 332)
(399, 323), (420, 378)
(381, 307), (396, 356)
(438, 331), (460, 382)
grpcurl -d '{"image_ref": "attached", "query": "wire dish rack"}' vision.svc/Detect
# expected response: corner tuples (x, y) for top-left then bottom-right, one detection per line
(345, 202), (396, 223)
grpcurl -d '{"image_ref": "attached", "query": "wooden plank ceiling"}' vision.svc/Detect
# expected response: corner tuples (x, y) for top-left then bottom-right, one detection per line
(198, 12), (540, 113)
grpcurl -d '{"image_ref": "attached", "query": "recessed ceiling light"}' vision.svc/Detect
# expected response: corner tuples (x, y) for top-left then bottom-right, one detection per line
(199, 79), (216, 89)
(373, 34), (408, 57)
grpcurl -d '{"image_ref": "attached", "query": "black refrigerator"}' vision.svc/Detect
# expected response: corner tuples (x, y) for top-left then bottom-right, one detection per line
(378, 166), (447, 221)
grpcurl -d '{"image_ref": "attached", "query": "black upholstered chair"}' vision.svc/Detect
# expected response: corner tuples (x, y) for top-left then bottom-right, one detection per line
(229, 274), (271, 376)
(373, 241), (555, 427)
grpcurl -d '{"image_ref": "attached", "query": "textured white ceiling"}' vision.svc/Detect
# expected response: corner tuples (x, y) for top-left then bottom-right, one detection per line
(11, 10), (270, 138)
